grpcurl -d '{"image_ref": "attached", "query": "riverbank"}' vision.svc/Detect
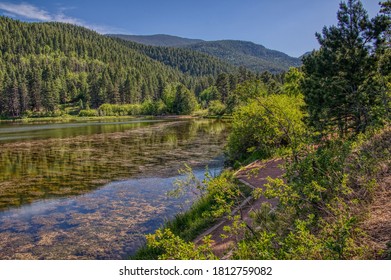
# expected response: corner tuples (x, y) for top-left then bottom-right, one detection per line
(131, 168), (245, 259)
(0, 114), (199, 124)
(193, 158), (284, 258)
(132, 126), (391, 260)
(132, 158), (284, 260)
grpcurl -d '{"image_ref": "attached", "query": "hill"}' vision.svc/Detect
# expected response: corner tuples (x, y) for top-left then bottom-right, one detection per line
(183, 40), (302, 73)
(107, 34), (204, 47)
(109, 34), (302, 73)
(111, 38), (236, 77)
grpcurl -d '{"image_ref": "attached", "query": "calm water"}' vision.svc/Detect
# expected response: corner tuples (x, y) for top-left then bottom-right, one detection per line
(0, 118), (229, 259)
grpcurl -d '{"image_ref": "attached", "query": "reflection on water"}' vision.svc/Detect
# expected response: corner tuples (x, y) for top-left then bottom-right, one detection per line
(0, 168), (219, 259)
(0, 119), (228, 209)
(0, 119), (164, 143)
(0, 118), (229, 259)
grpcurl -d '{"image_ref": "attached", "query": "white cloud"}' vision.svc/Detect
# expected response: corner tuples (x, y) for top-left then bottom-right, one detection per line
(53, 12), (83, 25)
(85, 24), (121, 35)
(0, 2), (51, 21)
(0, 2), (122, 34)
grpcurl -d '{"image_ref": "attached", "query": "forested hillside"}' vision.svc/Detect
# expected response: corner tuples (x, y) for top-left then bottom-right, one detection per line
(109, 35), (302, 73)
(107, 34), (204, 47)
(183, 40), (302, 73)
(112, 38), (236, 77)
(0, 17), (224, 118)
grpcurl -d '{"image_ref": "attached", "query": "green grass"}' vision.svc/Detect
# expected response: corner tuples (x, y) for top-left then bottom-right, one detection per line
(132, 179), (252, 260)
(131, 196), (216, 260)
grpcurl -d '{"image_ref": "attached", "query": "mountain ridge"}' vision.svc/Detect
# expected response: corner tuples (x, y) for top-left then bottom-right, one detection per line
(109, 34), (302, 73)
(111, 38), (236, 77)
(106, 34), (204, 47)
(183, 39), (301, 73)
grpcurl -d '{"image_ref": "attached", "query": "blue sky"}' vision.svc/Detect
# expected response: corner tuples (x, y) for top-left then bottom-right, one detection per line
(0, 0), (382, 57)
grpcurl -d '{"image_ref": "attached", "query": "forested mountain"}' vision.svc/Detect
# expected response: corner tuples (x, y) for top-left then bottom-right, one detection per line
(112, 38), (236, 76)
(183, 40), (302, 73)
(0, 17), (223, 117)
(110, 34), (302, 73)
(107, 34), (204, 47)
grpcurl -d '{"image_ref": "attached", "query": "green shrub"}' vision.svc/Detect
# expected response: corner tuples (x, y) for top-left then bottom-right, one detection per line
(145, 229), (217, 260)
(141, 99), (158, 115)
(227, 94), (306, 163)
(96, 103), (142, 116)
(208, 100), (226, 116)
(78, 109), (98, 117)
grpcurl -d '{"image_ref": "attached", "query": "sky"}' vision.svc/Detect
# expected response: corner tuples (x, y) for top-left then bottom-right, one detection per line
(0, 0), (382, 57)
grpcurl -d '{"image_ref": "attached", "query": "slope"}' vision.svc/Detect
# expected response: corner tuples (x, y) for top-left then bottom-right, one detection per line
(109, 34), (302, 73)
(107, 34), (204, 47)
(111, 38), (236, 77)
(183, 40), (302, 73)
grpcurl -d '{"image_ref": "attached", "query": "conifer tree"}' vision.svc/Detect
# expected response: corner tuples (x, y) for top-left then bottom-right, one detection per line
(302, 0), (389, 136)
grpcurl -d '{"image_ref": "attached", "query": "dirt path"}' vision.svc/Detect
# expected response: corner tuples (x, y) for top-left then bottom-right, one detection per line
(194, 158), (284, 258)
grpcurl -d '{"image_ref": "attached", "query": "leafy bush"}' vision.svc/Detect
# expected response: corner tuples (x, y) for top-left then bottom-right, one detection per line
(97, 103), (142, 116)
(78, 109), (98, 117)
(200, 86), (221, 109)
(208, 100), (226, 116)
(227, 94), (306, 163)
(141, 99), (158, 115)
(145, 229), (217, 260)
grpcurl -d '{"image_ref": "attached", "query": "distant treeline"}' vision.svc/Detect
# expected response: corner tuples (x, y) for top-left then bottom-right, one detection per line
(0, 17), (242, 117)
(0, 16), (286, 118)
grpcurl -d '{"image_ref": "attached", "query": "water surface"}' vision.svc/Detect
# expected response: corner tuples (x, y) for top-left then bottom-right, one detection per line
(0, 168), (219, 259)
(0, 118), (229, 259)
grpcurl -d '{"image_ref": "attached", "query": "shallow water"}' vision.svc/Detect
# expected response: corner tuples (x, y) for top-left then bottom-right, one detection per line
(0, 168), (220, 259)
(0, 118), (229, 259)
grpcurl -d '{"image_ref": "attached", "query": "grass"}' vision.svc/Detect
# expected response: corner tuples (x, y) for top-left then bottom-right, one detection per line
(131, 196), (216, 260)
(132, 176), (252, 260)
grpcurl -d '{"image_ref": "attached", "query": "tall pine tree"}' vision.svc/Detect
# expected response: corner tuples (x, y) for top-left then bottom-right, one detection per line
(302, 0), (389, 136)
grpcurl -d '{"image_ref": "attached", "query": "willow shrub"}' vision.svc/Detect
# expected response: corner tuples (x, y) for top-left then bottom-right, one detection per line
(78, 109), (98, 117)
(227, 94), (307, 164)
(97, 103), (142, 116)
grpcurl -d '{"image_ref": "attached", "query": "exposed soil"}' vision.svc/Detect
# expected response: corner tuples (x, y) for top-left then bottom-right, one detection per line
(194, 158), (284, 258)
(362, 174), (391, 259)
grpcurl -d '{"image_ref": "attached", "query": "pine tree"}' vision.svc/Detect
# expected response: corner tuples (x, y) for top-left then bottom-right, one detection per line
(302, 0), (389, 136)
(18, 78), (29, 113)
(7, 75), (20, 117)
(216, 73), (231, 103)
(29, 70), (42, 112)
(380, 0), (391, 46)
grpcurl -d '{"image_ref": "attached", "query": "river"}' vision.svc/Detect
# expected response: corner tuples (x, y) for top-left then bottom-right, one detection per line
(0, 118), (229, 259)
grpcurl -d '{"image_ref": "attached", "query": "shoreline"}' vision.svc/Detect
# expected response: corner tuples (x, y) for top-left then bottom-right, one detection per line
(0, 114), (202, 124)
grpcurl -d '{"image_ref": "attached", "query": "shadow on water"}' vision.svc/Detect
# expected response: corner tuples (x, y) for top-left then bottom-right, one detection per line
(0, 118), (229, 259)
